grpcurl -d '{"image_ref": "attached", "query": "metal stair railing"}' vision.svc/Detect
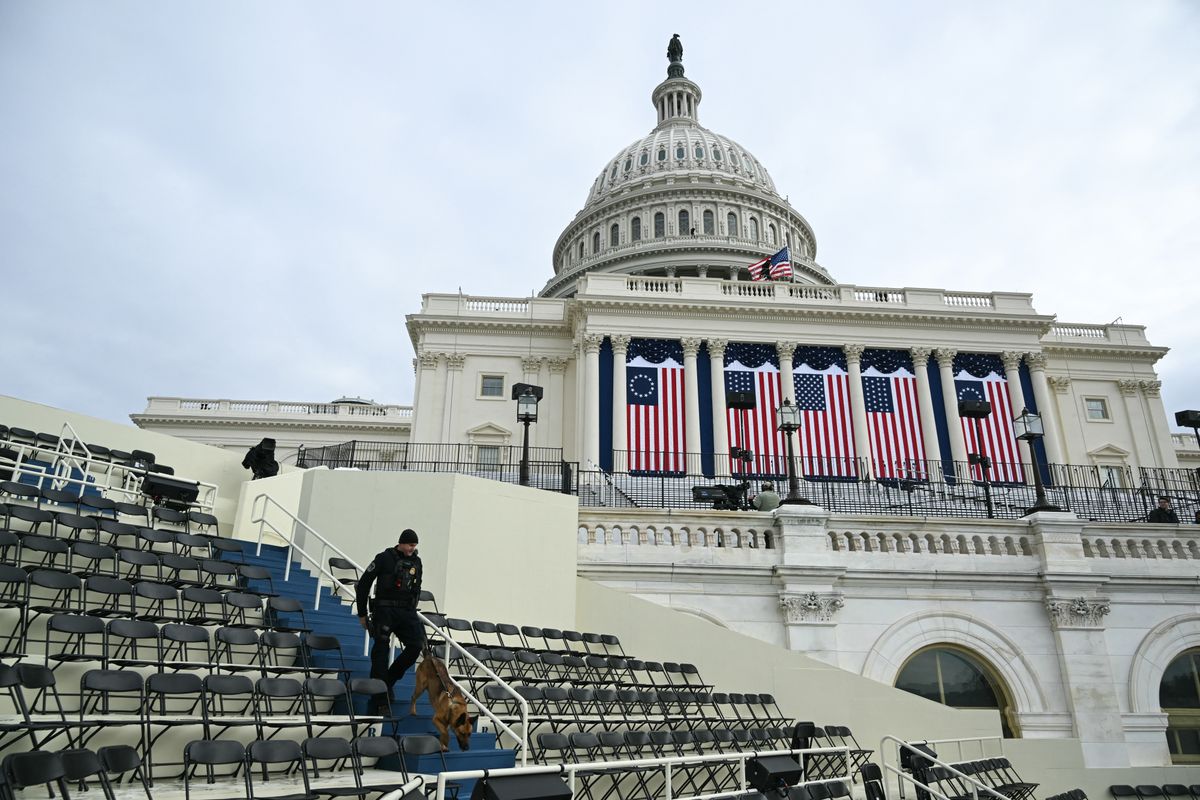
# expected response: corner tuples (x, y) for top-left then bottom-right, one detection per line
(248, 491), (532, 765)
(880, 734), (1010, 800)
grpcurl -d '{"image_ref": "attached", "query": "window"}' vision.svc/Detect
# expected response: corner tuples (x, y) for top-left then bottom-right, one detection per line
(592, 231), (600, 254)
(1161, 649), (1200, 762)
(694, 145), (705, 160)
(654, 212), (665, 238)
(675, 144), (685, 160)
(1097, 465), (1126, 488)
(713, 148), (722, 162)
(480, 375), (504, 398)
(639, 151), (648, 166)
(610, 223), (619, 247)
(623, 157), (632, 172)
(631, 217), (641, 241)
(727, 212), (738, 237)
(678, 209), (690, 235)
(657, 147), (666, 162)
(577, 241), (584, 260)
(768, 224), (777, 245)
(476, 445), (501, 469)
(895, 646), (1017, 738)
(749, 217), (760, 241)
(730, 150), (740, 166)
(703, 209), (714, 235)
(1085, 398), (1110, 421)
(609, 164), (617, 180)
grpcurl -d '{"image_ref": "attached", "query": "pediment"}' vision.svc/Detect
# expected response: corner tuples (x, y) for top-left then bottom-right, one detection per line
(1088, 443), (1131, 460)
(465, 422), (513, 440)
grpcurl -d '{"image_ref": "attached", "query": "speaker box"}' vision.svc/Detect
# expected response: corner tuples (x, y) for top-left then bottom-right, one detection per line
(957, 399), (991, 418)
(1176, 410), (1200, 428)
(726, 390), (756, 410)
(747, 754), (804, 795)
(470, 774), (573, 800)
(141, 473), (200, 506)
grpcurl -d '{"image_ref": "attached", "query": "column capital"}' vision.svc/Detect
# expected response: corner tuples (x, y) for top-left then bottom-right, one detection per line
(1025, 352), (1049, 370)
(520, 356), (543, 374)
(843, 344), (866, 363)
(776, 341), (798, 362)
(1001, 351), (1024, 372)
(581, 334), (605, 354)
(1118, 379), (1140, 396)
(935, 348), (957, 369)
(706, 338), (728, 359)
(609, 334), (632, 355)
(680, 337), (702, 358)
(546, 357), (569, 374)
(418, 351), (442, 369)
(444, 353), (466, 371)
(1045, 596), (1111, 630)
(909, 346), (933, 364)
(1140, 379), (1162, 398)
(780, 592), (845, 624)
(1048, 375), (1071, 393)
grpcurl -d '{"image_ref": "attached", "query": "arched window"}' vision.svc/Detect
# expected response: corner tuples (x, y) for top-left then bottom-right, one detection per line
(609, 163), (618, 180)
(657, 147), (666, 162)
(1160, 648), (1200, 761)
(639, 151), (649, 166)
(631, 217), (642, 241)
(675, 144), (685, 160)
(623, 157), (632, 173)
(703, 210), (714, 235)
(610, 223), (619, 247)
(768, 224), (777, 245)
(730, 150), (740, 166)
(592, 231), (600, 254)
(678, 210), (690, 235)
(749, 217), (759, 241)
(654, 212), (665, 238)
(727, 212), (739, 237)
(713, 149), (722, 162)
(895, 646), (1017, 738)
(577, 241), (584, 261)
(694, 145), (705, 160)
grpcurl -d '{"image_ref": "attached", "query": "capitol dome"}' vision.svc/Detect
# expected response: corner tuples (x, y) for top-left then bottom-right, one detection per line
(542, 40), (833, 298)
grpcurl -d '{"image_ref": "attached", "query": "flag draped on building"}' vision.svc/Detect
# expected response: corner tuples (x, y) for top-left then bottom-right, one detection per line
(954, 353), (1025, 484)
(723, 343), (784, 476)
(626, 338), (686, 474)
(861, 348), (927, 479)
(748, 246), (792, 281)
(792, 347), (857, 478)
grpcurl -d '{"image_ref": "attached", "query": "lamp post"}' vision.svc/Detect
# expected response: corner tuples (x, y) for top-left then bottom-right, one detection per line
(1013, 407), (1062, 515)
(958, 399), (994, 519)
(776, 399), (811, 505)
(513, 383), (543, 487)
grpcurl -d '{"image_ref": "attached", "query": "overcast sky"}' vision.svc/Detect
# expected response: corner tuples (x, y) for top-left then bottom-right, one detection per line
(2, 2), (1198, 430)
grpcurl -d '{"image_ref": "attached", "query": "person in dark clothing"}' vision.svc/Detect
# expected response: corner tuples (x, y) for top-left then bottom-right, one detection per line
(1147, 496), (1179, 523)
(242, 437), (279, 480)
(356, 528), (425, 714)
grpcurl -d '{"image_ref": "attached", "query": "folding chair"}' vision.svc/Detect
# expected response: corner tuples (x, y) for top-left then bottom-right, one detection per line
(203, 559), (240, 589)
(117, 548), (160, 582)
(267, 595), (311, 633)
(58, 747), (115, 800)
(183, 739), (249, 800)
(260, 630), (307, 676)
(3, 751), (72, 800)
(214, 626), (263, 673)
(0, 566), (29, 657)
(137, 527), (176, 553)
(304, 633), (349, 679)
(152, 506), (188, 531)
(224, 591), (265, 627)
(240, 564), (278, 598)
(7, 505), (54, 535)
(304, 677), (352, 737)
(45, 613), (107, 670)
(328, 557), (359, 598)
(175, 533), (213, 560)
(399, 734), (462, 800)
(351, 736), (409, 795)
(21, 534), (70, 570)
(182, 586), (229, 625)
(97, 519), (139, 549)
(98, 745), (152, 800)
(254, 677), (309, 739)
(246, 739), (315, 800)
(209, 537), (245, 563)
(187, 510), (220, 534)
(133, 580), (179, 623)
(55, 512), (98, 543)
(160, 553), (204, 588)
(202, 674), (257, 740)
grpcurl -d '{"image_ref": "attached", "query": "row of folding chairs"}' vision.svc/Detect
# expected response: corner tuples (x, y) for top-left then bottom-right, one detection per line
(0, 427), (169, 471)
(1, 744), (150, 800)
(1, 517), (238, 561)
(1112, 786), (1200, 800)
(480, 683), (791, 733)
(0, 484), (213, 530)
(34, 617), (347, 677)
(793, 722), (874, 778)
(1048, 791), (1088, 800)
(920, 757), (1038, 800)
(428, 614), (627, 659)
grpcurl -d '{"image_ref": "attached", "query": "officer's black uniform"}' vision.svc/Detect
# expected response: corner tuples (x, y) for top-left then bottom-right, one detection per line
(355, 529), (426, 711)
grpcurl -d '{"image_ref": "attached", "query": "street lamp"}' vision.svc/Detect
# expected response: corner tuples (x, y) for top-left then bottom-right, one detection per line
(1176, 410), (1200, 449)
(513, 383), (543, 487)
(775, 399), (811, 505)
(958, 399), (995, 519)
(1013, 407), (1062, 515)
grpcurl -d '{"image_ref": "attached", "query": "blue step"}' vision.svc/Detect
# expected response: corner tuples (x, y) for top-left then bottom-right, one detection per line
(235, 538), (518, 783)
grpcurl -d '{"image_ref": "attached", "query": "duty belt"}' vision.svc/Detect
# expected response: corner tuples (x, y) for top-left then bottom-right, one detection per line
(372, 598), (412, 609)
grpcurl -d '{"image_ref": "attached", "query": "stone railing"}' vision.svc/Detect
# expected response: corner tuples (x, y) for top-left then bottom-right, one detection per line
(142, 397), (413, 420)
(578, 508), (774, 549)
(420, 294), (567, 320)
(1044, 322), (1155, 347)
(1081, 524), (1200, 560)
(1173, 433), (1199, 452)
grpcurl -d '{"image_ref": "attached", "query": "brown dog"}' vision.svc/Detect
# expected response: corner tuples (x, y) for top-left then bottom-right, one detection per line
(409, 655), (473, 751)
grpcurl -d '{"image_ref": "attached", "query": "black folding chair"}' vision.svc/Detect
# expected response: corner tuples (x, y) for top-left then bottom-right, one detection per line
(3, 750), (72, 800)
(247, 738), (314, 800)
(183, 739), (249, 800)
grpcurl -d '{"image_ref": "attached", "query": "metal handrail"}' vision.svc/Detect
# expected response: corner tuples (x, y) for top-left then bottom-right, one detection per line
(247, 492), (532, 764)
(378, 775), (428, 800)
(429, 744), (851, 800)
(880, 735), (1010, 800)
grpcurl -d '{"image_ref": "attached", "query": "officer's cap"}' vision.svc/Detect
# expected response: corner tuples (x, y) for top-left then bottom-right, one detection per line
(398, 529), (419, 545)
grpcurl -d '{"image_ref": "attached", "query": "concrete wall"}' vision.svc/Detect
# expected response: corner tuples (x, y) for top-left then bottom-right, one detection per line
(1, 394), (254, 534)
(231, 469), (579, 628)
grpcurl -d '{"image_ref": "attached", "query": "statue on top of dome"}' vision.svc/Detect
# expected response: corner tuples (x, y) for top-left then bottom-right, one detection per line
(667, 34), (683, 63)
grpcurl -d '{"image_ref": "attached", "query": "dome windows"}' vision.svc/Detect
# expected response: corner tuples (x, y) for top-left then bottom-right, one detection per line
(639, 151), (649, 167)
(729, 150), (740, 166)
(694, 145), (705, 160)
(768, 223), (777, 245)
(678, 209), (690, 235)
(727, 212), (739, 237)
(577, 241), (584, 261)
(703, 209), (714, 235)
(657, 147), (666, 162)
(592, 231), (601, 254)
(675, 144), (685, 160)
(631, 217), (642, 241)
(609, 164), (618, 180)
(654, 212), (665, 238)
(749, 217), (760, 241)
(610, 223), (619, 247)
(713, 148), (722, 162)
(623, 157), (632, 173)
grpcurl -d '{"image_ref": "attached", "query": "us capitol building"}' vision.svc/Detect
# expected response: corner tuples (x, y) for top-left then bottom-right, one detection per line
(135, 40), (1200, 767)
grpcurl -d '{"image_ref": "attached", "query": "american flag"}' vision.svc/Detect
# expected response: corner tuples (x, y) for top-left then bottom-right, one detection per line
(724, 343), (784, 476)
(954, 353), (1025, 484)
(748, 246), (793, 281)
(862, 348), (927, 479)
(626, 338), (686, 474)
(793, 346), (857, 478)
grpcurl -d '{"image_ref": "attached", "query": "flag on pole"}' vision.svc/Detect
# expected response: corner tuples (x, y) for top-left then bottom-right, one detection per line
(748, 246), (792, 281)
(626, 338), (686, 474)
(792, 347), (857, 478)
(953, 353), (1025, 484)
(861, 349), (926, 479)
(724, 343), (784, 476)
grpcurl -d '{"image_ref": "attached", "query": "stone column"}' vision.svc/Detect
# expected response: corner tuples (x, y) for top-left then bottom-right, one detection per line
(413, 351), (443, 441)
(1001, 351), (1035, 478)
(546, 357), (568, 457)
(610, 335), (631, 472)
(442, 354), (466, 442)
(708, 338), (730, 477)
(1118, 379), (1148, 471)
(909, 347), (942, 469)
(681, 338), (703, 474)
(1049, 376), (1084, 463)
(843, 345), (873, 479)
(1140, 380), (1180, 468)
(936, 349), (970, 469)
(776, 341), (798, 479)
(1025, 353), (1064, 464)
(582, 334), (604, 470)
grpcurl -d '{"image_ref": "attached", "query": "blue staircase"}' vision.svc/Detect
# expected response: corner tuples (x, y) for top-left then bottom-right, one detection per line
(234, 541), (516, 790)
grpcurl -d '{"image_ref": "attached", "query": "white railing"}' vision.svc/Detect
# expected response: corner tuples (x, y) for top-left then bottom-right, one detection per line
(145, 397), (413, 419)
(943, 292), (995, 308)
(1049, 323), (1107, 338)
(248, 493), (531, 764)
(427, 745), (852, 800)
(379, 776), (429, 800)
(855, 288), (905, 304)
(880, 735), (1009, 800)
(464, 298), (530, 313)
(1173, 433), (1199, 451)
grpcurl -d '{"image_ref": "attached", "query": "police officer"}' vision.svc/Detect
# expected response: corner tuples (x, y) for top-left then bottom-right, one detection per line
(356, 528), (425, 714)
